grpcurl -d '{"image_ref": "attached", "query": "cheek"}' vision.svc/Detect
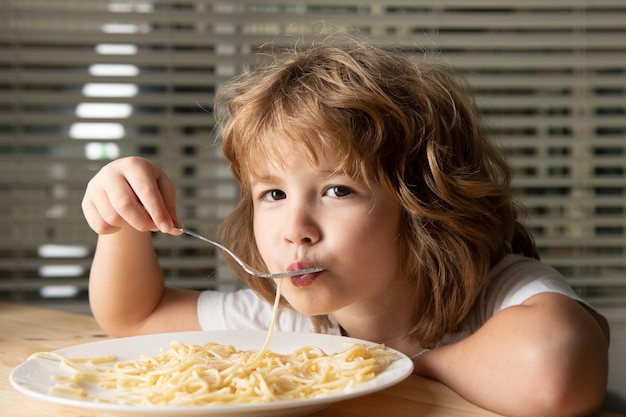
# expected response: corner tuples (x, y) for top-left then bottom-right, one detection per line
(351, 210), (402, 271)
(333, 218), (400, 269)
(252, 215), (276, 264)
(353, 232), (400, 273)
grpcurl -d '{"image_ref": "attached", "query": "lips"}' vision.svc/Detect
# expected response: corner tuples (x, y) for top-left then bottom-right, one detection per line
(287, 261), (320, 288)
(290, 273), (317, 288)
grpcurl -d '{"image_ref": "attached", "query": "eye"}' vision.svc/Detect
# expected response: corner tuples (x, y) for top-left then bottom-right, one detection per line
(326, 186), (353, 198)
(263, 189), (286, 201)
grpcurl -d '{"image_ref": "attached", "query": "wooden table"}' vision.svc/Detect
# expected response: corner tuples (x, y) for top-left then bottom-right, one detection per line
(1, 302), (622, 417)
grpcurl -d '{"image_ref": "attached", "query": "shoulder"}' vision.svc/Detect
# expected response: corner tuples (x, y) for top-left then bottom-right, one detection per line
(485, 254), (581, 314)
(440, 254), (582, 345)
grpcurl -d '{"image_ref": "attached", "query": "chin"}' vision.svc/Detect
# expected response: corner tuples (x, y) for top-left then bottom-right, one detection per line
(284, 298), (332, 316)
(290, 304), (329, 316)
(280, 286), (340, 316)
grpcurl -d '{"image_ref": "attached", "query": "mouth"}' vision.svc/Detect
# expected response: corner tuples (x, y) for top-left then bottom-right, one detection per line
(289, 272), (320, 288)
(287, 262), (322, 288)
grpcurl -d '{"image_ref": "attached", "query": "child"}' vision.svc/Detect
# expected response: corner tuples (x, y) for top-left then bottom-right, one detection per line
(82, 37), (609, 417)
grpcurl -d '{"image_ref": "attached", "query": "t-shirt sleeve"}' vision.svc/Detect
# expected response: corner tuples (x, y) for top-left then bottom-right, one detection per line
(196, 289), (317, 333)
(439, 254), (586, 346)
(484, 254), (583, 318)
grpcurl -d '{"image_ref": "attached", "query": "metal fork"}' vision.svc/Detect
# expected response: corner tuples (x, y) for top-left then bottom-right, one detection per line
(173, 225), (323, 278)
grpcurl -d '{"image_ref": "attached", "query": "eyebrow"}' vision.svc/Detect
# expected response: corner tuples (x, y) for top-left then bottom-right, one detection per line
(252, 168), (347, 183)
(319, 168), (344, 175)
(250, 174), (276, 184)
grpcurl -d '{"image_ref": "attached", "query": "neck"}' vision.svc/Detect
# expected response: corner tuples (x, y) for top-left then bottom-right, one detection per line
(338, 321), (424, 358)
(333, 294), (423, 357)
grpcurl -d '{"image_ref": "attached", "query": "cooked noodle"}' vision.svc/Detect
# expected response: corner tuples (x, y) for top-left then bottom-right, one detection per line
(30, 280), (398, 405)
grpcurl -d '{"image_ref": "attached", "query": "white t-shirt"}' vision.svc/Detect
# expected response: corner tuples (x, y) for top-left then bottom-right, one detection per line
(197, 254), (582, 345)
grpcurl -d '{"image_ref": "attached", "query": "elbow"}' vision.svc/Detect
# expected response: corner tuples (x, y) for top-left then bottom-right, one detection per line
(530, 374), (607, 417)
(523, 345), (608, 417)
(92, 312), (138, 338)
(519, 297), (610, 417)
(95, 319), (153, 338)
(90, 303), (151, 338)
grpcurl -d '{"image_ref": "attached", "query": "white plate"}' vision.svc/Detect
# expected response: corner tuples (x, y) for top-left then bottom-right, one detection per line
(10, 330), (413, 417)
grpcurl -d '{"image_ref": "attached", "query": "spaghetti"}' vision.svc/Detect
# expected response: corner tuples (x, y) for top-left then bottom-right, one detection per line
(30, 280), (399, 406)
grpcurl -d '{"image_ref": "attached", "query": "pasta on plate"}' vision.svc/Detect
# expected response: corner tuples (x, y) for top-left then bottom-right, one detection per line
(28, 280), (400, 406)
(34, 340), (395, 406)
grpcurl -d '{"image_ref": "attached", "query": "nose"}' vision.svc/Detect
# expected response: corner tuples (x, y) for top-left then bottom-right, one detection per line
(282, 201), (320, 246)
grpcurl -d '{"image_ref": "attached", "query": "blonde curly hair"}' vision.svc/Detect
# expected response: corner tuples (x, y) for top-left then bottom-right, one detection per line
(215, 37), (538, 348)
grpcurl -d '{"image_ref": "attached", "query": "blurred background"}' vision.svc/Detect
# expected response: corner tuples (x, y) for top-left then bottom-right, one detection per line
(1, 1), (625, 408)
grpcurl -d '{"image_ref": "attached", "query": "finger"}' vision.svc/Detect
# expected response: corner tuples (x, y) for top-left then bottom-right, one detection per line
(93, 160), (156, 231)
(81, 196), (122, 235)
(82, 175), (128, 234)
(81, 176), (127, 234)
(104, 171), (161, 232)
(155, 172), (181, 234)
(123, 164), (174, 233)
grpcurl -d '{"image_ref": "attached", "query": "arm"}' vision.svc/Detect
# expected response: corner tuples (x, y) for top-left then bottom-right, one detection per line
(414, 293), (609, 417)
(83, 157), (201, 336)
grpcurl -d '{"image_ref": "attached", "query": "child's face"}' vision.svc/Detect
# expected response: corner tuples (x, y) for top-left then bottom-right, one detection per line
(251, 136), (407, 317)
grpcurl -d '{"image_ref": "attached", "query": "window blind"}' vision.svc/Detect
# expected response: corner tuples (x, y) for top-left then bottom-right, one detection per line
(1, 1), (625, 325)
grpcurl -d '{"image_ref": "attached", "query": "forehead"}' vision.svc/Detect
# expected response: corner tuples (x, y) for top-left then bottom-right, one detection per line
(232, 121), (378, 190)
(246, 133), (339, 178)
